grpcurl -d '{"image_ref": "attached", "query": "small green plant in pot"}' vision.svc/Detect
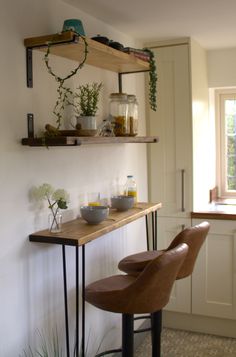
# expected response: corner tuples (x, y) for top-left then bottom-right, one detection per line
(74, 82), (102, 132)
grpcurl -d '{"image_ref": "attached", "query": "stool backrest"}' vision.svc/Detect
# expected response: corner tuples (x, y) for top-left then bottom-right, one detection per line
(167, 221), (210, 279)
(124, 243), (189, 313)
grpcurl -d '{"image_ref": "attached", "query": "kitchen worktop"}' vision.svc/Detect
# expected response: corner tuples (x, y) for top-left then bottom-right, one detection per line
(191, 202), (236, 220)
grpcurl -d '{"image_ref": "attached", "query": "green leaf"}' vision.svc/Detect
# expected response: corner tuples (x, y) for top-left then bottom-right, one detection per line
(57, 200), (68, 210)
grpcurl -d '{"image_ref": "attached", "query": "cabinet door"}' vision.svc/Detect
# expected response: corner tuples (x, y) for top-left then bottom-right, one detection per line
(147, 44), (193, 217)
(157, 216), (191, 313)
(192, 219), (236, 319)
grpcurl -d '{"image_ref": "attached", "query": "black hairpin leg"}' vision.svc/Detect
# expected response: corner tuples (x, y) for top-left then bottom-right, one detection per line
(75, 246), (79, 356)
(145, 215), (150, 251)
(62, 245), (70, 357)
(154, 210), (157, 250)
(151, 212), (155, 250)
(151, 210), (158, 250)
(82, 245), (86, 357)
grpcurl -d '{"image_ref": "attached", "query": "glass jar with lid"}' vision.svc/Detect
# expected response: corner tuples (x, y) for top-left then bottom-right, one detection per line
(109, 93), (129, 136)
(127, 95), (138, 136)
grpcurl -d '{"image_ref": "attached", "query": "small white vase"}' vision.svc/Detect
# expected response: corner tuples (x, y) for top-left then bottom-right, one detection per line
(76, 116), (97, 130)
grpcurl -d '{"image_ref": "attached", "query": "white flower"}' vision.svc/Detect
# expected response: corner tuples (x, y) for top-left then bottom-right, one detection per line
(52, 189), (69, 202)
(31, 184), (69, 214)
(32, 183), (54, 200)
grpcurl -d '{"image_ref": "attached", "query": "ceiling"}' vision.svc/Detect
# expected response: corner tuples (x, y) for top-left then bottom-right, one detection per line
(65, 0), (236, 50)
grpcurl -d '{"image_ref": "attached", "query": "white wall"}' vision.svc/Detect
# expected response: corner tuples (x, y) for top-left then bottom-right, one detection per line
(0, 0), (149, 355)
(208, 48), (236, 88)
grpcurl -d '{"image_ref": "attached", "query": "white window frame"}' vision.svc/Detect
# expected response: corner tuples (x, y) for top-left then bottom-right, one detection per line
(216, 88), (236, 198)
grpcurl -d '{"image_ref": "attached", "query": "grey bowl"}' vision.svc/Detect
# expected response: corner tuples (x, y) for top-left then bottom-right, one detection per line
(111, 195), (135, 211)
(80, 205), (109, 224)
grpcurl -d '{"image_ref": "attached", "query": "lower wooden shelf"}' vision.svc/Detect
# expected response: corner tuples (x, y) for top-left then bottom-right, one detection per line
(22, 136), (159, 146)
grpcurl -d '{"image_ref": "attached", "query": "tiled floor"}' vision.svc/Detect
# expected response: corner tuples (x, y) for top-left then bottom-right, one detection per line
(136, 328), (236, 357)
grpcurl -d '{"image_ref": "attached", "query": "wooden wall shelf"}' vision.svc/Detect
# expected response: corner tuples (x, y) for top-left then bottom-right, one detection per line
(24, 31), (150, 74)
(23, 32), (153, 146)
(21, 136), (159, 147)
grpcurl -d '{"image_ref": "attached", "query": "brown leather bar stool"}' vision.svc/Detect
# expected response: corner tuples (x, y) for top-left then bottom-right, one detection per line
(85, 243), (189, 357)
(118, 221), (210, 278)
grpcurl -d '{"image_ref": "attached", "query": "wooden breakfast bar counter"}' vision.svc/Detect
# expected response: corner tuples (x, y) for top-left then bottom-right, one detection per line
(29, 202), (162, 246)
(29, 202), (162, 357)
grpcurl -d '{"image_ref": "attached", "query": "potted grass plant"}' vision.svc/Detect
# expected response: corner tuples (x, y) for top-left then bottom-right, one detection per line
(73, 82), (102, 132)
(20, 328), (108, 357)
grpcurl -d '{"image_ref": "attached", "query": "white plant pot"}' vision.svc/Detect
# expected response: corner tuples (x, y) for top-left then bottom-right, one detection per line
(76, 116), (97, 130)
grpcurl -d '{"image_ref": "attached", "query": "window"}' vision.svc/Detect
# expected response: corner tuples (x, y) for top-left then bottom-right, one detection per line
(217, 90), (236, 197)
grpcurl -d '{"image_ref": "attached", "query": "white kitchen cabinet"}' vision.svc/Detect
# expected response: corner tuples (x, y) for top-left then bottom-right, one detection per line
(157, 216), (191, 313)
(192, 218), (236, 319)
(147, 38), (211, 216)
(146, 39), (210, 315)
(147, 42), (193, 217)
(147, 42), (193, 314)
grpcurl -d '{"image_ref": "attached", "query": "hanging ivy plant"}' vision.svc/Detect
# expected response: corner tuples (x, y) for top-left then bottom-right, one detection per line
(43, 31), (88, 129)
(143, 48), (157, 111)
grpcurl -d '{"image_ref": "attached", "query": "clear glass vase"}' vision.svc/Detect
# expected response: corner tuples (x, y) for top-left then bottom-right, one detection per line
(48, 211), (62, 233)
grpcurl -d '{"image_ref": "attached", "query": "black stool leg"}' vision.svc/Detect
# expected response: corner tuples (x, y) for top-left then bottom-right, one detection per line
(151, 310), (162, 357)
(122, 313), (134, 357)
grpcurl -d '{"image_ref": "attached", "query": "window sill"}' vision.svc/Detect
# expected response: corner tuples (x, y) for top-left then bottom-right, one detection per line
(209, 187), (236, 205)
(213, 198), (236, 206)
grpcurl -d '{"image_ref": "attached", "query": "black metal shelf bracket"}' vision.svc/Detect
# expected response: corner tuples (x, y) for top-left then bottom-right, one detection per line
(25, 35), (79, 88)
(118, 70), (150, 93)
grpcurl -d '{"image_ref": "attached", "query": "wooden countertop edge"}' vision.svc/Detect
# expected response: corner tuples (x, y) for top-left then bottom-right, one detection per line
(191, 211), (236, 220)
(29, 235), (77, 246)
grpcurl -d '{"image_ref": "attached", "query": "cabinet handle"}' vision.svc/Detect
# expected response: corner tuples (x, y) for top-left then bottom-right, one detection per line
(181, 169), (185, 212)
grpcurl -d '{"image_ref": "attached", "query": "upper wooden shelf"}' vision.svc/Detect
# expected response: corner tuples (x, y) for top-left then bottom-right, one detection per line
(21, 136), (159, 147)
(24, 31), (150, 74)
(29, 202), (162, 246)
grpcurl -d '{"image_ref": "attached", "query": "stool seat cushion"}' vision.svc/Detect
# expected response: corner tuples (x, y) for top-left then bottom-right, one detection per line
(86, 274), (136, 294)
(118, 250), (164, 276)
(85, 243), (189, 314)
(85, 274), (136, 313)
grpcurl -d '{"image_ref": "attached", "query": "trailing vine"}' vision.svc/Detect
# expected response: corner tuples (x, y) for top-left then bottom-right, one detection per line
(143, 48), (157, 111)
(43, 31), (88, 129)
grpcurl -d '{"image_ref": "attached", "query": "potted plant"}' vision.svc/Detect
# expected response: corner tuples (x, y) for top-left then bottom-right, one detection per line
(73, 82), (103, 131)
(20, 327), (107, 357)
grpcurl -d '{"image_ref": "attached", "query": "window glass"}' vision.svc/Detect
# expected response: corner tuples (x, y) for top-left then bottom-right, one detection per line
(225, 99), (236, 191)
(218, 92), (236, 196)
